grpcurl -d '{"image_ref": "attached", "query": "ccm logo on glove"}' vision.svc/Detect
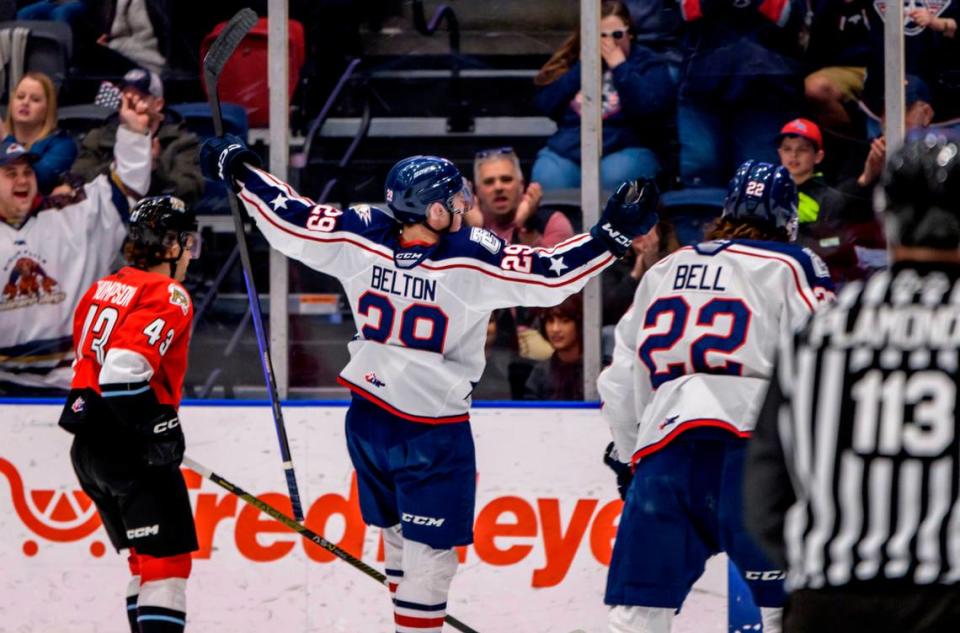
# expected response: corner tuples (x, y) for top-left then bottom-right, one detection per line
(598, 222), (633, 250)
(218, 144), (244, 180)
(153, 418), (180, 434)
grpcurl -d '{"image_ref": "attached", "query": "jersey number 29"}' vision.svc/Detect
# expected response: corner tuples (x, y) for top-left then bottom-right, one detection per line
(357, 291), (448, 353)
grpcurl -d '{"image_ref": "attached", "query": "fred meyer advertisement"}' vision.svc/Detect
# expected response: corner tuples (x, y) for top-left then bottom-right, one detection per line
(0, 403), (725, 632)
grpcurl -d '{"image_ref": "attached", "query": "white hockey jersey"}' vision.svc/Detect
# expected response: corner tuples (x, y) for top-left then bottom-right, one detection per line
(0, 126), (150, 389)
(235, 165), (615, 421)
(598, 239), (834, 463)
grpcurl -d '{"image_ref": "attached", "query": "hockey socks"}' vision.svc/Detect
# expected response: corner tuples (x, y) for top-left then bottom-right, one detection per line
(390, 534), (458, 633)
(126, 551), (141, 633)
(134, 552), (191, 632)
(384, 525), (404, 598)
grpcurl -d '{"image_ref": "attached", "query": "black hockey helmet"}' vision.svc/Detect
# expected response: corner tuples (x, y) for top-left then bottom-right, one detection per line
(879, 129), (960, 250)
(125, 196), (199, 272)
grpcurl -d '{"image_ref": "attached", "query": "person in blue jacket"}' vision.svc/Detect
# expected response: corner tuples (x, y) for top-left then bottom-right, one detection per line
(676, 0), (806, 188)
(531, 0), (674, 192)
(2, 72), (78, 194)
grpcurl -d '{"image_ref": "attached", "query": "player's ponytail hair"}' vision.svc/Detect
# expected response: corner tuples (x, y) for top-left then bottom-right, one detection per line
(534, 0), (633, 86)
(704, 217), (790, 243)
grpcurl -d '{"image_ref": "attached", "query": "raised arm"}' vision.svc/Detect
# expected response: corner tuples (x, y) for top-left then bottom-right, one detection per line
(200, 135), (379, 278)
(460, 180), (660, 310)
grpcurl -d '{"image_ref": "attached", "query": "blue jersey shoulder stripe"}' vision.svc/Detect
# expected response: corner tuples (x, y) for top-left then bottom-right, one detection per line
(729, 239), (835, 293)
(243, 167), (398, 243)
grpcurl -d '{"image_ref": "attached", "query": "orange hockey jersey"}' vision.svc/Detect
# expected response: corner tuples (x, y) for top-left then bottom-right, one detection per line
(71, 266), (193, 409)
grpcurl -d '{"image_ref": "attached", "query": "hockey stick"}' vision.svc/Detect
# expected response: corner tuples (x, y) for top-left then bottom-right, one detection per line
(201, 8), (305, 522)
(182, 456), (481, 633)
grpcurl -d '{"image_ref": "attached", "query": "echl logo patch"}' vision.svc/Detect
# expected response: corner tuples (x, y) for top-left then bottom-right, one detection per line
(364, 372), (386, 388)
(71, 396), (85, 414)
(168, 283), (190, 315)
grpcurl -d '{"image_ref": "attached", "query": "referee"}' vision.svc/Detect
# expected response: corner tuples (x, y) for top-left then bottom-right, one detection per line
(745, 129), (960, 633)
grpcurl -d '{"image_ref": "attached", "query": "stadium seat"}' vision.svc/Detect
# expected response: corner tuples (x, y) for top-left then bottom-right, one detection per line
(168, 102), (249, 142)
(199, 18), (305, 129)
(57, 104), (114, 142)
(0, 20), (72, 96)
(661, 188), (726, 246)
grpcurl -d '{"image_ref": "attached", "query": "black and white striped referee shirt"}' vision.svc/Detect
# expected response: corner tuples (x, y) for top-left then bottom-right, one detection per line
(746, 262), (960, 591)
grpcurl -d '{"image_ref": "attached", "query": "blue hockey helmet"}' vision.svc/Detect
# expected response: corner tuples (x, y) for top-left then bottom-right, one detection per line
(722, 160), (798, 241)
(384, 155), (469, 224)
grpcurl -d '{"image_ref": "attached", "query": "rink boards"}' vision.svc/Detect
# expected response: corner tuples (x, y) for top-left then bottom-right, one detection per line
(0, 402), (725, 632)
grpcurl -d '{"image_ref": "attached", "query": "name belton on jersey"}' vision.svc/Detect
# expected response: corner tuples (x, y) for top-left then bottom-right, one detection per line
(599, 238), (835, 464)
(233, 166), (616, 422)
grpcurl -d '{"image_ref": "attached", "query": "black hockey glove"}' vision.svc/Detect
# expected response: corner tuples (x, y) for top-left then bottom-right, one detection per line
(603, 441), (634, 501)
(101, 382), (185, 467)
(142, 407), (186, 467)
(200, 134), (262, 185)
(590, 179), (659, 258)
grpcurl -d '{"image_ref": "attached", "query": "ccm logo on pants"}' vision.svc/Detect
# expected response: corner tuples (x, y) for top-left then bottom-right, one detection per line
(402, 513), (445, 527)
(127, 524), (160, 539)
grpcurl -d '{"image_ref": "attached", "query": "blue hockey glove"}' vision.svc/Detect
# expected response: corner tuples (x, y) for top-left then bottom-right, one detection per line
(200, 134), (261, 184)
(603, 441), (634, 501)
(590, 179), (659, 258)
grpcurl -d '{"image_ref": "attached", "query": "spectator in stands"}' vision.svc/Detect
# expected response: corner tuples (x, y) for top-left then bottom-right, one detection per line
(856, 75), (935, 191)
(1, 72), (77, 194)
(776, 119), (845, 226)
(72, 67), (203, 205)
(775, 117), (878, 282)
(803, 0), (872, 131)
(0, 92), (152, 394)
(676, 0), (806, 187)
(522, 293), (584, 401)
(467, 147), (574, 248)
(861, 1), (958, 121)
(531, 0), (674, 191)
(99, 0), (166, 74)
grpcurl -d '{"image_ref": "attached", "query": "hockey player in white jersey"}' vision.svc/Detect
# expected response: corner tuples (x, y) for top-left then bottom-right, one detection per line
(200, 137), (658, 632)
(598, 160), (835, 633)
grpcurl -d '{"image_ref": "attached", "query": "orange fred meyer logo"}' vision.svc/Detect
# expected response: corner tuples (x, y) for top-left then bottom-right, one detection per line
(0, 457), (102, 556)
(2, 457), (622, 587)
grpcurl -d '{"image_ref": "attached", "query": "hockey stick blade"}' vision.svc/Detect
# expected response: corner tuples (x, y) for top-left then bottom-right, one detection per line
(202, 8), (257, 83)
(183, 456), (481, 633)
(202, 8), (257, 137)
(201, 8), (306, 523)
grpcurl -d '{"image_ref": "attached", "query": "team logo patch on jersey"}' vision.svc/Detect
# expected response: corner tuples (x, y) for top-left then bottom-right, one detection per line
(364, 372), (386, 388)
(168, 283), (191, 315)
(0, 254), (66, 311)
(353, 204), (373, 226)
(804, 248), (832, 279)
(469, 227), (502, 254)
(658, 415), (680, 430)
(71, 396), (85, 414)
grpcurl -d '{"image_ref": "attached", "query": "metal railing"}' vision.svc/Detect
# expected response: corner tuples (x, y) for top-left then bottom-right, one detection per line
(411, 0), (472, 132)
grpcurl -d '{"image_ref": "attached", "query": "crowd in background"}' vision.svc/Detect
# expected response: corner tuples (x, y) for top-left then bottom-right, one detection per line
(0, 0), (957, 400)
